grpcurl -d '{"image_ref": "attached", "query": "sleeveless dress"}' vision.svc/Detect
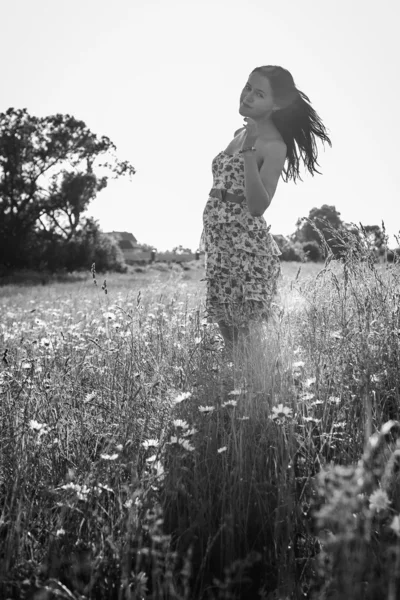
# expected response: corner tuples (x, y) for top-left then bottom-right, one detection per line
(200, 150), (281, 329)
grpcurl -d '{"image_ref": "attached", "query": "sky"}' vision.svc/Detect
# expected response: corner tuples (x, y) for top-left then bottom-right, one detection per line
(1, 0), (399, 251)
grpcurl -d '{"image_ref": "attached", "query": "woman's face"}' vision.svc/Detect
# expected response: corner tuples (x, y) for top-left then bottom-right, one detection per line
(239, 72), (276, 119)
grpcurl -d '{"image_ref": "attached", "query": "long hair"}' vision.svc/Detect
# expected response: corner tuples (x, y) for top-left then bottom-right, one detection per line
(251, 65), (332, 183)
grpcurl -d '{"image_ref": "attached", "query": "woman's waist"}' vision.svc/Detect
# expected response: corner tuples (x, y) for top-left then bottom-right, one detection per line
(209, 186), (245, 205)
(202, 225), (282, 256)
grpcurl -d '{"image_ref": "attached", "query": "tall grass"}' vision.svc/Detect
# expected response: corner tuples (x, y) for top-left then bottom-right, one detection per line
(0, 232), (400, 599)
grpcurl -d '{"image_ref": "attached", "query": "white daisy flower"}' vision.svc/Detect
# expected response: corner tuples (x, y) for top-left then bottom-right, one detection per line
(142, 439), (159, 449)
(100, 453), (119, 461)
(172, 392), (192, 404)
(173, 419), (189, 429)
(222, 400), (237, 408)
(369, 489), (390, 513)
(271, 404), (293, 420)
(198, 405), (215, 414)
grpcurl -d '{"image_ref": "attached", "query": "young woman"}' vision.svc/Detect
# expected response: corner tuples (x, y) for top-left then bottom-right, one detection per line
(200, 65), (332, 358)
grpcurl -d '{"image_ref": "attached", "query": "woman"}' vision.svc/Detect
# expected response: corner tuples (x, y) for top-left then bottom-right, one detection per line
(200, 65), (332, 358)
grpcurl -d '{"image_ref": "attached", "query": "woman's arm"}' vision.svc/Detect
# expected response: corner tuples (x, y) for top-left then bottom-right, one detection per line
(243, 141), (286, 217)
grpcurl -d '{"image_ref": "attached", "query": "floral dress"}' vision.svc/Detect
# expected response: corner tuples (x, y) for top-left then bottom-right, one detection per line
(200, 150), (281, 329)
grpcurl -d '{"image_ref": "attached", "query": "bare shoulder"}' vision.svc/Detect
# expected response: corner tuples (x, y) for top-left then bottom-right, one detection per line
(233, 126), (246, 137)
(259, 138), (287, 166)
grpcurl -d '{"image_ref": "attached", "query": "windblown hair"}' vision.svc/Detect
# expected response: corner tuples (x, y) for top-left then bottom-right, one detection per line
(251, 65), (332, 183)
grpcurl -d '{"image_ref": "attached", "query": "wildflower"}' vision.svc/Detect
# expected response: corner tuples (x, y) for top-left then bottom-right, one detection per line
(198, 405), (215, 414)
(228, 389), (242, 396)
(142, 439), (159, 449)
(103, 312), (116, 321)
(390, 515), (400, 536)
(369, 433), (380, 449)
(115, 444), (123, 451)
(194, 336), (202, 344)
(100, 453), (119, 461)
(152, 460), (165, 480)
(56, 528), (66, 536)
(169, 436), (195, 451)
(173, 419), (189, 430)
(40, 337), (51, 347)
(183, 428), (198, 436)
(330, 331), (342, 339)
(304, 377), (316, 388)
(29, 419), (44, 431)
(292, 361), (305, 369)
(217, 446), (227, 453)
(222, 400), (237, 408)
(303, 416), (321, 424)
(381, 420), (396, 436)
(22, 362), (33, 370)
(180, 439), (195, 452)
(60, 482), (90, 501)
(300, 393), (315, 401)
(172, 391), (192, 404)
(84, 391), (96, 403)
(96, 483), (113, 493)
(271, 404), (293, 420)
(369, 489), (390, 513)
(328, 396), (341, 405)
(371, 373), (381, 383)
(146, 455), (157, 463)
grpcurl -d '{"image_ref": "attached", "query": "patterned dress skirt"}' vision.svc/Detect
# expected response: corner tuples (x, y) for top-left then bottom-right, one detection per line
(201, 199), (281, 330)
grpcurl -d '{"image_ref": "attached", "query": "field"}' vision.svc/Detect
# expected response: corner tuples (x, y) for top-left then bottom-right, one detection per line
(1, 255), (400, 600)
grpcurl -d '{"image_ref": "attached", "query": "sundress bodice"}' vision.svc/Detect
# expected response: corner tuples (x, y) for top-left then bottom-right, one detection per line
(210, 150), (247, 196)
(202, 151), (281, 256)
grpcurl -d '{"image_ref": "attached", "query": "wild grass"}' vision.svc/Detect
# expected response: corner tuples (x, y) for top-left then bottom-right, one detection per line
(1, 238), (400, 600)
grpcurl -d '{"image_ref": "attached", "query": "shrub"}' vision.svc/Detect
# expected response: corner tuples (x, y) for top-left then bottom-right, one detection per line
(273, 234), (304, 261)
(64, 222), (127, 273)
(302, 240), (323, 262)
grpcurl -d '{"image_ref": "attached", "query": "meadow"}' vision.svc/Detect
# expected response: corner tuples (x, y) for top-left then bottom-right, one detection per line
(1, 247), (400, 600)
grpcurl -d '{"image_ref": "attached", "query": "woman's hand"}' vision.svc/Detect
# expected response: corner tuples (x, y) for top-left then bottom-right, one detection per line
(241, 117), (259, 147)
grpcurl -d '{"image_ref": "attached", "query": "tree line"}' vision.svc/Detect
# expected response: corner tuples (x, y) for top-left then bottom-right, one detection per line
(0, 108), (135, 274)
(1, 108), (398, 275)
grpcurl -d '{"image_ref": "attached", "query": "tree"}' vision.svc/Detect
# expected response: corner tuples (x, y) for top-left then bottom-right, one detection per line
(272, 235), (304, 262)
(362, 224), (387, 253)
(293, 205), (344, 257)
(0, 108), (135, 268)
(302, 240), (323, 262)
(171, 245), (192, 254)
(293, 205), (343, 244)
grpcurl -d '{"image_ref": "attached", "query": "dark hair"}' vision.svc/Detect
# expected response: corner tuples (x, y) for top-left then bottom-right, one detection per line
(251, 65), (332, 183)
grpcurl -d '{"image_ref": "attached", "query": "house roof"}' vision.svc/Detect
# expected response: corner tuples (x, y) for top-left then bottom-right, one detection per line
(119, 239), (135, 249)
(106, 231), (138, 244)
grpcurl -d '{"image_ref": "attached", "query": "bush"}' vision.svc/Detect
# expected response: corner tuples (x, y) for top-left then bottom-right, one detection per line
(386, 247), (400, 263)
(92, 233), (127, 273)
(302, 240), (323, 262)
(63, 221), (127, 273)
(273, 235), (304, 262)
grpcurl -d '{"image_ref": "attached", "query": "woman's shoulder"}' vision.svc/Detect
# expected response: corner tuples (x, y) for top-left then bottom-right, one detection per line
(233, 126), (245, 137)
(259, 134), (287, 158)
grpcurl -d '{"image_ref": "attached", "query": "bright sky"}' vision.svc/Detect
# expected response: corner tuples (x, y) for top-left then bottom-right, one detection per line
(1, 0), (399, 251)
